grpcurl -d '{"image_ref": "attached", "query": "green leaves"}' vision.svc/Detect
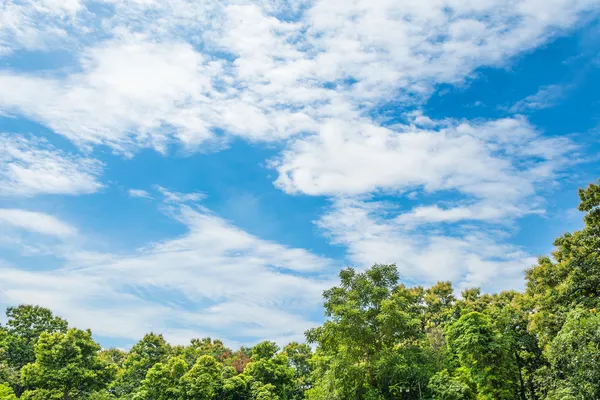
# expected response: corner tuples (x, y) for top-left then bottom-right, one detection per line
(306, 265), (433, 399)
(20, 329), (116, 400)
(0, 383), (17, 400)
(113, 333), (171, 397)
(445, 312), (516, 400)
(544, 308), (600, 399)
(427, 369), (474, 400)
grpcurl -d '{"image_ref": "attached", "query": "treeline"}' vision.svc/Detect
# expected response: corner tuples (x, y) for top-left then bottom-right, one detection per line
(1, 181), (599, 400)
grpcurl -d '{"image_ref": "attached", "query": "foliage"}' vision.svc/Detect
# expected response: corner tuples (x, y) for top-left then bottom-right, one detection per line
(427, 369), (474, 400)
(445, 312), (516, 400)
(20, 328), (116, 400)
(0, 383), (17, 400)
(544, 307), (600, 399)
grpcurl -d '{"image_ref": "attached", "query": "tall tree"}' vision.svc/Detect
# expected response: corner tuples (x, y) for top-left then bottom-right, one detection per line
(543, 307), (600, 400)
(181, 355), (224, 400)
(306, 265), (431, 400)
(20, 329), (116, 400)
(0, 305), (68, 396)
(112, 333), (171, 397)
(526, 180), (600, 345)
(133, 356), (187, 400)
(244, 342), (295, 400)
(445, 312), (517, 400)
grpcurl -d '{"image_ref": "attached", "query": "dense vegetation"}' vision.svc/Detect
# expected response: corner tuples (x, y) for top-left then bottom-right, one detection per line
(1, 181), (599, 400)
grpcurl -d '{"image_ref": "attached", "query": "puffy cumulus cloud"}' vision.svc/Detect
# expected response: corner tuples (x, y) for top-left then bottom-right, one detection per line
(0, 32), (318, 152)
(291, 115), (574, 291)
(0, 0), (597, 152)
(274, 117), (573, 205)
(0, 133), (103, 197)
(317, 198), (537, 292)
(0, 39), (222, 152)
(0, 208), (77, 237)
(0, 197), (335, 346)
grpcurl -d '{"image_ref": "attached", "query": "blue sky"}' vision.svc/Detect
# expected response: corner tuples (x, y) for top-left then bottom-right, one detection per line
(1, 0), (599, 349)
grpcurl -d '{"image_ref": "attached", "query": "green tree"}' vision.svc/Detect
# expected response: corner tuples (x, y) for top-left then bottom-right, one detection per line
(175, 337), (231, 367)
(244, 342), (295, 400)
(424, 282), (456, 329)
(133, 356), (187, 400)
(306, 265), (431, 400)
(427, 369), (474, 400)
(543, 307), (600, 399)
(0, 305), (68, 396)
(99, 348), (127, 369)
(526, 180), (600, 345)
(221, 371), (251, 400)
(112, 333), (170, 397)
(445, 312), (516, 400)
(20, 328), (116, 400)
(0, 383), (17, 400)
(181, 354), (224, 399)
(282, 342), (312, 399)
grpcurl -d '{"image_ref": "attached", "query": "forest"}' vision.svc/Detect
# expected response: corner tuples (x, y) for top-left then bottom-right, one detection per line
(0, 181), (598, 400)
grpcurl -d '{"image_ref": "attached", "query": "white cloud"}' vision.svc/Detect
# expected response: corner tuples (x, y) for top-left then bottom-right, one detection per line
(274, 117), (573, 209)
(1, 133), (103, 197)
(156, 186), (205, 203)
(0, 0), (84, 56)
(0, 0), (595, 341)
(317, 198), (536, 292)
(509, 84), (568, 113)
(0, 0), (597, 153)
(128, 189), (153, 199)
(0, 208), (76, 237)
(0, 199), (334, 345)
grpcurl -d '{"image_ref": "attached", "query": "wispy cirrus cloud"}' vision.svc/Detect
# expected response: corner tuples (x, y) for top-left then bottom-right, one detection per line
(0, 0), (84, 56)
(128, 189), (153, 199)
(1, 133), (103, 197)
(0, 208), (76, 237)
(0, 192), (335, 346)
(509, 85), (569, 113)
(317, 198), (537, 292)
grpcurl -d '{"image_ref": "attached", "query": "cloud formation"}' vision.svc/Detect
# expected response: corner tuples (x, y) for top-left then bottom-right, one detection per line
(0, 0), (596, 346)
(0, 208), (77, 237)
(1, 133), (103, 197)
(0, 197), (334, 346)
(509, 85), (569, 113)
(1, 0), (597, 152)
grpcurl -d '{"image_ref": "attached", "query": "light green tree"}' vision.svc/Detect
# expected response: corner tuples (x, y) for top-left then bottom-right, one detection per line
(112, 333), (170, 397)
(181, 354), (224, 399)
(0, 305), (68, 396)
(244, 342), (295, 400)
(544, 307), (600, 399)
(445, 312), (516, 400)
(20, 328), (116, 400)
(0, 383), (17, 400)
(133, 356), (187, 400)
(306, 264), (431, 400)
